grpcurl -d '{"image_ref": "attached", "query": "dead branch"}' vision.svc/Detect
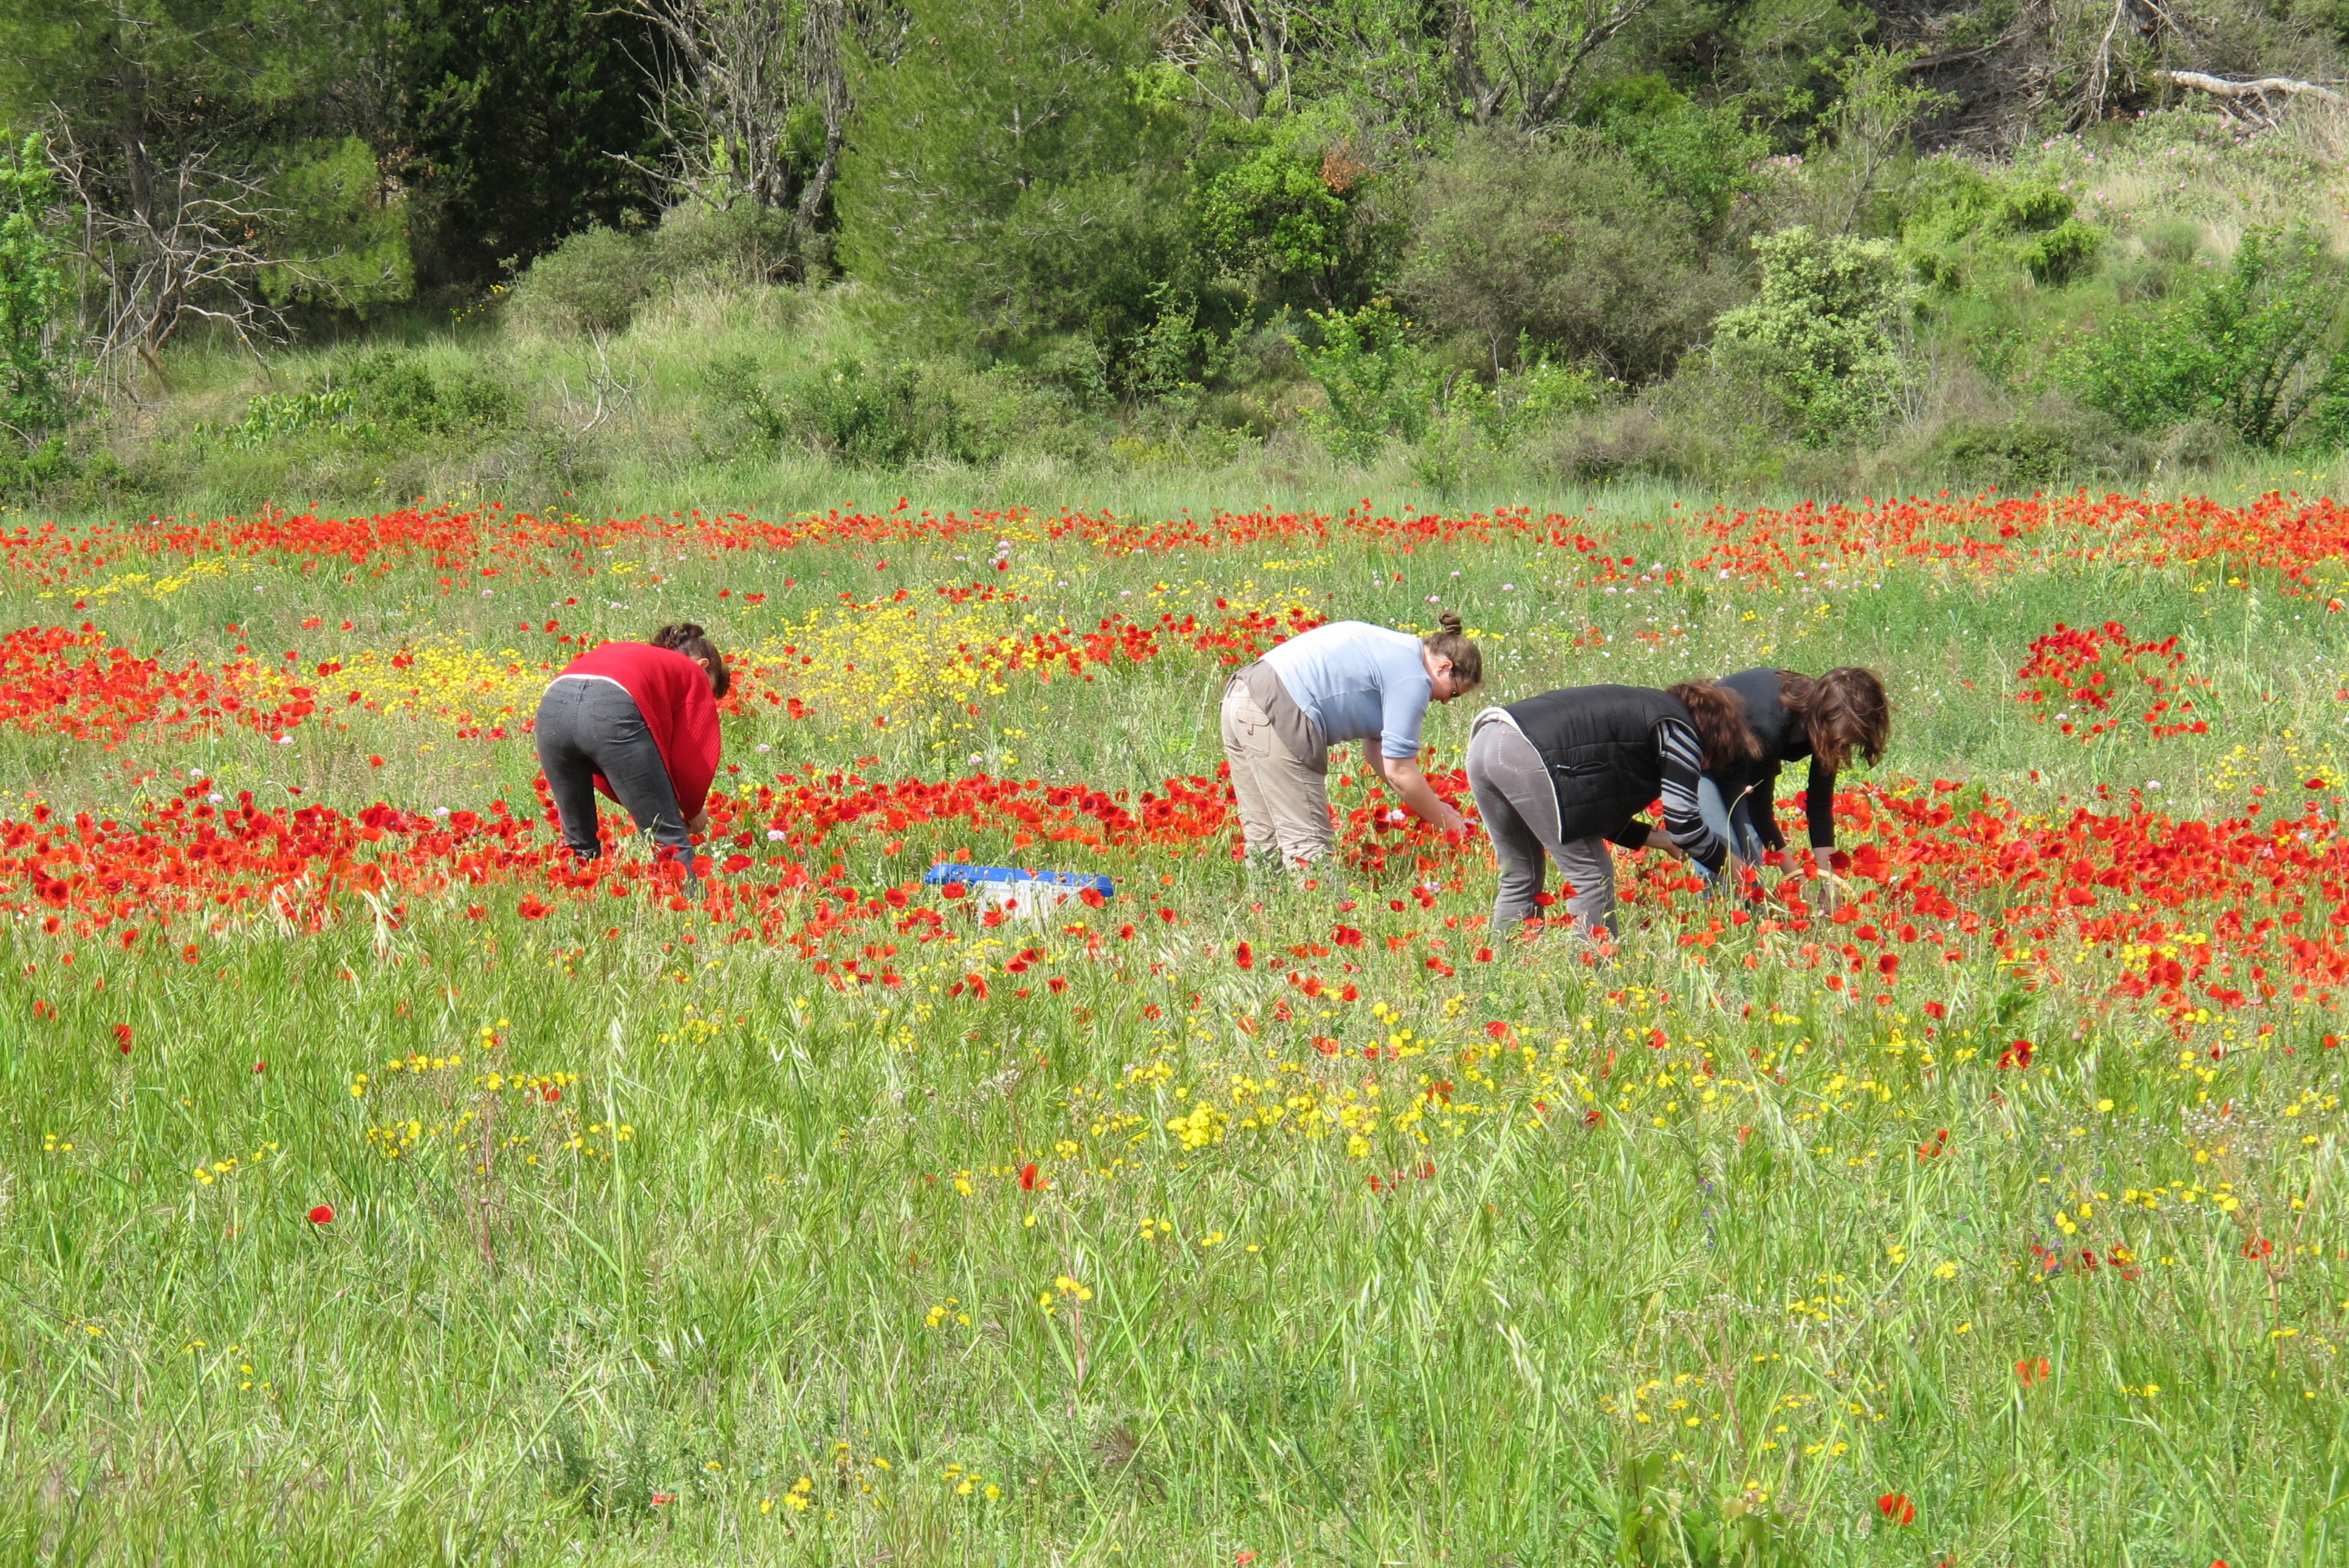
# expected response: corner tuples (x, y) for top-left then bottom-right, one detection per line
(47, 124), (315, 399)
(622, 0), (858, 268)
(2160, 69), (2344, 127)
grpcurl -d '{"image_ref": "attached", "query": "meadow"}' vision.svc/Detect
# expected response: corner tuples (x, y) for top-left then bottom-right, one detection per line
(3, 484), (2347, 1566)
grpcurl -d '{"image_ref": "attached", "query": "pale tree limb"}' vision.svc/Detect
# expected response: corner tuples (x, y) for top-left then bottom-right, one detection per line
(47, 123), (318, 400)
(1164, 0), (1295, 121)
(2159, 69), (2344, 127)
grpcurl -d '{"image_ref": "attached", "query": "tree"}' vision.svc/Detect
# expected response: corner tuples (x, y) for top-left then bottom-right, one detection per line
(0, 132), (73, 443)
(398, 0), (664, 285)
(1399, 129), (1736, 379)
(0, 0), (406, 385)
(836, 0), (1191, 352)
(623, 0), (858, 252)
(1172, 0), (1662, 138)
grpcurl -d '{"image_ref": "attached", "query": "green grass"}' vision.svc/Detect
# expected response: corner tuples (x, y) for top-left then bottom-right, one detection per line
(2, 491), (2347, 1565)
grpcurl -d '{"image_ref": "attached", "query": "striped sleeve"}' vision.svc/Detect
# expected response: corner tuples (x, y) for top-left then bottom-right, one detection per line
(1656, 718), (1726, 872)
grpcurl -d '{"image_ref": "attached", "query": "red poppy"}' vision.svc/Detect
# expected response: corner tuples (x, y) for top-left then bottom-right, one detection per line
(1235, 941), (1253, 969)
(308, 1204), (334, 1224)
(2015, 1356), (2050, 1386)
(1997, 1038), (2035, 1070)
(517, 895), (551, 920)
(2242, 1236), (2274, 1259)
(113, 1023), (133, 1053)
(1019, 1162), (1040, 1191)
(1876, 1493), (1915, 1526)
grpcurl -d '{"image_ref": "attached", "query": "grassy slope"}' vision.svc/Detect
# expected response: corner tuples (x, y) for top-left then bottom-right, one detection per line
(0, 495), (2345, 1564)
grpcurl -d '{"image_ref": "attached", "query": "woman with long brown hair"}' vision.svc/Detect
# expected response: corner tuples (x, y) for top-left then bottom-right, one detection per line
(1464, 681), (1758, 937)
(1701, 667), (1890, 883)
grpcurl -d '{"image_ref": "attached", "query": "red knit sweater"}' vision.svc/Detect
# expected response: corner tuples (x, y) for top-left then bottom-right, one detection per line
(558, 643), (721, 818)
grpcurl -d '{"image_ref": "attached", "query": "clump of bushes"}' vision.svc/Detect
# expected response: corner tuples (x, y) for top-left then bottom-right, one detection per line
(2059, 224), (2349, 453)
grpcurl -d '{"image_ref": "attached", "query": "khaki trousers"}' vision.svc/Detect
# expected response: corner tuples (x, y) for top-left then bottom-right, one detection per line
(1221, 684), (1334, 867)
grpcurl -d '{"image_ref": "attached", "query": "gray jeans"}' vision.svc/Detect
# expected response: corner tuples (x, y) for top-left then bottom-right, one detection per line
(1465, 713), (1618, 937)
(534, 676), (692, 864)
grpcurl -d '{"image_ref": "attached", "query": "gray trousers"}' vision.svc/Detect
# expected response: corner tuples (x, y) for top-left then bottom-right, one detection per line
(1465, 714), (1619, 937)
(534, 676), (692, 864)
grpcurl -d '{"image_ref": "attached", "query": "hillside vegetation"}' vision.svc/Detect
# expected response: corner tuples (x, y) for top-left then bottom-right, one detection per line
(12, 2), (2349, 512)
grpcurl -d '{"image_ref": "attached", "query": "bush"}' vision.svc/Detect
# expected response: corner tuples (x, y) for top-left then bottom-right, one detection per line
(1400, 130), (1738, 379)
(1902, 160), (2105, 293)
(1288, 299), (1433, 463)
(1189, 110), (1389, 309)
(1927, 395), (2145, 489)
(702, 353), (1087, 469)
(651, 202), (812, 286)
(1579, 76), (1768, 236)
(2058, 225), (2349, 450)
(1711, 225), (1914, 442)
(506, 225), (656, 334)
(0, 434), (81, 500)
(345, 351), (518, 435)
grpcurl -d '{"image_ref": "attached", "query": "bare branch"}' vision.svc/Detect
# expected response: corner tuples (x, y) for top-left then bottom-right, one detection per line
(45, 122), (319, 398)
(2159, 68), (2344, 127)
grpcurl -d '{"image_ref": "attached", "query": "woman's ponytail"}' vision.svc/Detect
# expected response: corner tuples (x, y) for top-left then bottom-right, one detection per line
(651, 622), (731, 698)
(1667, 681), (1761, 771)
(1421, 611), (1482, 689)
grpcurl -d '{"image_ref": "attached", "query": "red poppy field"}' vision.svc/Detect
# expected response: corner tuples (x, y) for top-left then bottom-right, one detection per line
(3, 489), (2345, 1565)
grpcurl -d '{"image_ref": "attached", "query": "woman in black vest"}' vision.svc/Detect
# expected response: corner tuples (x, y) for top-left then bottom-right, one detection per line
(1702, 668), (1890, 885)
(1465, 682), (1760, 937)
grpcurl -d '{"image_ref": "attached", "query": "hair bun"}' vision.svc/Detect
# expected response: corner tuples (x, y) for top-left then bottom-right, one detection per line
(1436, 610), (1464, 635)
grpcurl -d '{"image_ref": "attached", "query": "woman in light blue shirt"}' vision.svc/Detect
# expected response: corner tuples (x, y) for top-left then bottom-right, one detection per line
(1220, 611), (1481, 867)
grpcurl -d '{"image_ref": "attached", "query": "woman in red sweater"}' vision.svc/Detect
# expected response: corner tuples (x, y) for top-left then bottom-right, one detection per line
(535, 623), (727, 867)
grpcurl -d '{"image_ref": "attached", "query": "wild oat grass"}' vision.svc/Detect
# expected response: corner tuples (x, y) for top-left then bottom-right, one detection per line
(1, 490), (2344, 1565)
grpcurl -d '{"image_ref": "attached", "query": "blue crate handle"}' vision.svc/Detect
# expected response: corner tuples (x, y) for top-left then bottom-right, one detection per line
(923, 863), (1114, 897)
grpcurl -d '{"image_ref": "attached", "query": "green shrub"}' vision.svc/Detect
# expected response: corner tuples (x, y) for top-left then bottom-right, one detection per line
(1901, 161), (2103, 292)
(1124, 286), (1235, 405)
(200, 388), (373, 450)
(1580, 75), (1768, 236)
(704, 353), (1086, 469)
(0, 131), (73, 442)
(506, 225), (656, 334)
(1190, 110), (1387, 309)
(345, 351), (518, 436)
(1927, 395), (2145, 489)
(1288, 299), (1433, 463)
(1711, 225), (1914, 442)
(651, 202), (809, 286)
(1400, 129), (1737, 379)
(0, 434), (78, 500)
(2058, 225), (2349, 451)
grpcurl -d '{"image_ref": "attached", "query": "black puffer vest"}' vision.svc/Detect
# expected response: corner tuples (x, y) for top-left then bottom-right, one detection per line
(1715, 666), (1808, 788)
(1502, 685), (1692, 841)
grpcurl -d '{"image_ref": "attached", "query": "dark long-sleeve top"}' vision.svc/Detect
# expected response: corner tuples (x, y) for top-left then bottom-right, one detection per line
(1612, 716), (1726, 871)
(1714, 666), (1837, 852)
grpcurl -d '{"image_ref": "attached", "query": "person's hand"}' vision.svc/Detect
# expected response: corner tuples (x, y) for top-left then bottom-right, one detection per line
(687, 809), (710, 836)
(1430, 804), (1466, 837)
(1806, 874), (1847, 914)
